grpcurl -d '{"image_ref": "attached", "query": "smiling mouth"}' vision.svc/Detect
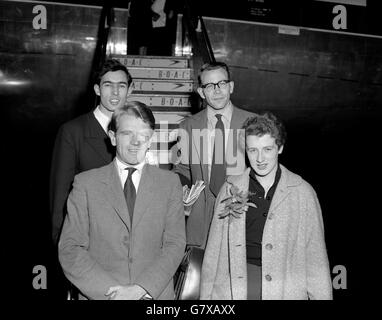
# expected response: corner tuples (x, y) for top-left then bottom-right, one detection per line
(257, 164), (267, 169)
(110, 99), (120, 105)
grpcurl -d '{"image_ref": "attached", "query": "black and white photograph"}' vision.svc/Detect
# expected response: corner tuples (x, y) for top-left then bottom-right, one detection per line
(1, 0), (380, 310)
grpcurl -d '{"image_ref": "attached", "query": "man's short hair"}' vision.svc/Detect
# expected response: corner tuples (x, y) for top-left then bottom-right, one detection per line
(94, 59), (133, 87)
(198, 61), (231, 85)
(242, 112), (287, 148)
(109, 101), (155, 132)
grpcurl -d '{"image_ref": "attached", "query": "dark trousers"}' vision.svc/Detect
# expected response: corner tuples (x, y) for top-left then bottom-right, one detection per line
(247, 263), (262, 300)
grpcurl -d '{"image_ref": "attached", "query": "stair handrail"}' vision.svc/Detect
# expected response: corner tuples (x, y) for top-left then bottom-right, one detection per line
(198, 14), (216, 64)
(89, 2), (114, 109)
(182, 0), (216, 110)
(182, 0), (215, 64)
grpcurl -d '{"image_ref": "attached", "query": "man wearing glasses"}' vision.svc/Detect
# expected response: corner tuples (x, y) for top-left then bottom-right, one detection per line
(59, 102), (186, 299)
(174, 61), (256, 249)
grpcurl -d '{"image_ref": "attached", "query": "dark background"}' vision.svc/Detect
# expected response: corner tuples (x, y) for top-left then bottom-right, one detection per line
(1, 0), (380, 300)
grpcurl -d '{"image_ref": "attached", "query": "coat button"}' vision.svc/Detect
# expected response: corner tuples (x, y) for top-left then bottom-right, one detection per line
(263, 212), (268, 217)
(265, 243), (273, 250)
(265, 274), (272, 281)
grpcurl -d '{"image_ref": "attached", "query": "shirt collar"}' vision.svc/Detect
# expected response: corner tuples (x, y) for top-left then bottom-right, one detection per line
(93, 105), (112, 133)
(207, 101), (233, 123)
(115, 156), (145, 175)
(249, 164), (282, 189)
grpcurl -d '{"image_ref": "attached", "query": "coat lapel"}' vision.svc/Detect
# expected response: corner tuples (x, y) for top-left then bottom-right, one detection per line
(268, 165), (294, 218)
(84, 113), (114, 163)
(103, 160), (131, 230)
(132, 164), (155, 230)
(227, 167), (251, 192)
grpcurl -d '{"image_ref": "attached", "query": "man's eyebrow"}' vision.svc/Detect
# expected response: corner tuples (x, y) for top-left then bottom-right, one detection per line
(101, 80), (128, 85)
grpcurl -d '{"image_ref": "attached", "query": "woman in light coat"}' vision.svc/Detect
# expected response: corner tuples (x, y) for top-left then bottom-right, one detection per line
(200, 112), (332, 300)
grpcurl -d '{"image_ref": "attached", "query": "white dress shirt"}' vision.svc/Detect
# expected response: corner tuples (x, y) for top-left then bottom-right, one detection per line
(115, 157), (145, 191)
(93, 105), (111, 134)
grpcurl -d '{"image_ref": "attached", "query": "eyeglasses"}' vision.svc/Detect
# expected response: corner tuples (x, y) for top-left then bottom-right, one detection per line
(200, 80), (230, 92)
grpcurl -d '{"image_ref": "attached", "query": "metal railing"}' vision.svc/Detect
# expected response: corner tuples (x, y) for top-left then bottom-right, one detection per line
(177, 0), (216, 110)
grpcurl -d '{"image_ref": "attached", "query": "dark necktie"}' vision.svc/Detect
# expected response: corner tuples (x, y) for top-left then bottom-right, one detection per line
(124, 167), (137, 221)
(209, 114), (226, 197)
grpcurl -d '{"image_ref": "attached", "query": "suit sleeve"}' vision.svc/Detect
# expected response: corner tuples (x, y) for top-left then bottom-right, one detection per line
(304, 186), (333, 300)
(49, 125), (77, 246)
(134, 174), (186, 298)
(58, 175), (120, 300)
(172, 120), (192, 186)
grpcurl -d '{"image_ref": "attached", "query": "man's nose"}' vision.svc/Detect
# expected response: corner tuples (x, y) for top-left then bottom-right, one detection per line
(112, 84), (119, 95)
(257, 151), (264, 163)
(214, 85), (222, 93)
(130, 134), (140, 145)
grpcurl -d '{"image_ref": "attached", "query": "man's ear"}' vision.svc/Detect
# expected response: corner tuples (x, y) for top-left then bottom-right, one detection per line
(108, 130), (117, 146)
(229, 81), (234, 94)
(147, 130), (155, 147)
(197, 87), (205, 99)
(278, 145), (284, 154)
(94, 84), (100, 96)
(127, 83), (134, 96)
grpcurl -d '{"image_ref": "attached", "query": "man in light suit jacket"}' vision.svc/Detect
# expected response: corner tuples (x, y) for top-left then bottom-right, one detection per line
(173, 62), (256, 249)
(59, 102), (186, 300)
(50, 59), (133, 246)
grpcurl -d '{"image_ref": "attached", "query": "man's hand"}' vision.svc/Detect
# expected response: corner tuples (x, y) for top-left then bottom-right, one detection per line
(105, 284), (147, 300)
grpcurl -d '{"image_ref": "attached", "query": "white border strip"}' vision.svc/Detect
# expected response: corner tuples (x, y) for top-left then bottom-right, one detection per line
(203, 16), (382, 39)
(1, 0), (128, 11)
(314, 0), (366, 7)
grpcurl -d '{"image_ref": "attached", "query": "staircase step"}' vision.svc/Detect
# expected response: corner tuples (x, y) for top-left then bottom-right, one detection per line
(128, 67), (193, 80)
(152, 128), (178, 145)
(128, 94), (191, 108)
(147, 129), (179, 165)
(132, 79), (194, 93)
(113, 55), (189, 68)
(153, 111), (190, 126)
(112, 53), (194, 167)
(147, 106), (191, 113)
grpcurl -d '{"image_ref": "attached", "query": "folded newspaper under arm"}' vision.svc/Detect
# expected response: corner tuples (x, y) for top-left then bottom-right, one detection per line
(183, 180), (205, 216)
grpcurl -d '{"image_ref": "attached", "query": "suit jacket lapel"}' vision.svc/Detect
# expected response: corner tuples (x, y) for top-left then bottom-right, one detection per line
(103, 160), (131, 230)
(229, 105), (242, 131)
(132, 164), (154, 230)
(191, 109), (209, 183)
(226, 106), (247, 175)
(84, 112), (114, 163)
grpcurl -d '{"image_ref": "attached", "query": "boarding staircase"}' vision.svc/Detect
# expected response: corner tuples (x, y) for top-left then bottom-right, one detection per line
(111, 54), (195, 168)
